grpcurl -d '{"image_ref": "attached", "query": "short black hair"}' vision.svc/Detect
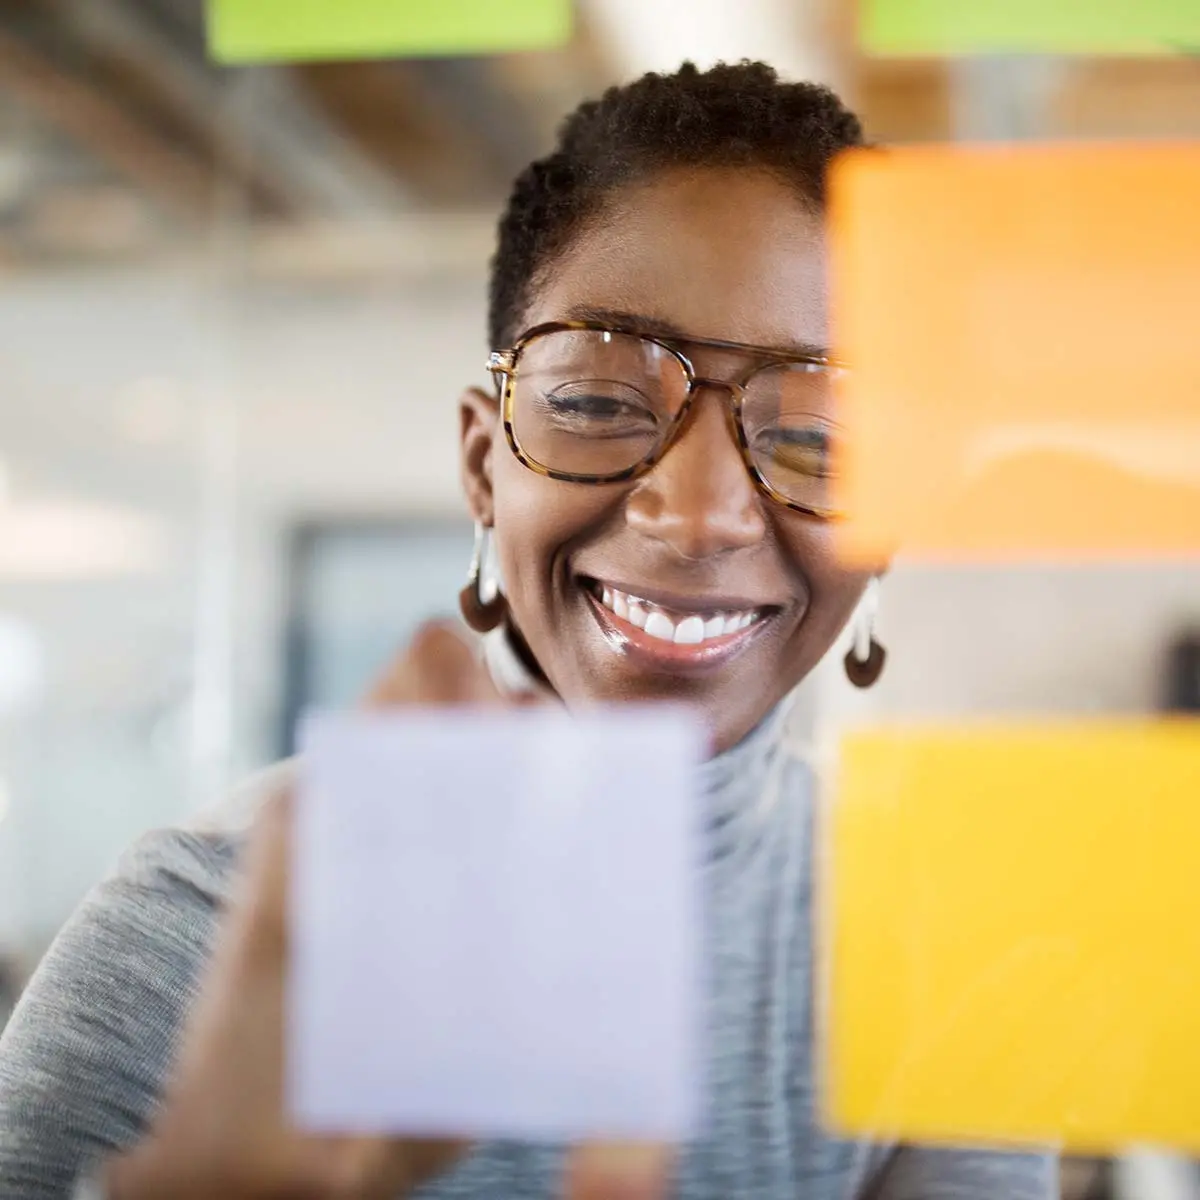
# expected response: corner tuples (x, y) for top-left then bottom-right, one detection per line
(487, 60), (865, 349)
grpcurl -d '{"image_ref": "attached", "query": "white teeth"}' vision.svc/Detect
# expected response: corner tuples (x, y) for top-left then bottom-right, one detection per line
(643, 611), (677, 641)
(594, 584), (761, 646)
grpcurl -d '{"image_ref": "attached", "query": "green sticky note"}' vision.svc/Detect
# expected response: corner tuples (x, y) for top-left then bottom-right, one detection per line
(861, 0), (1200, 56)
(209, 0), (571, 63)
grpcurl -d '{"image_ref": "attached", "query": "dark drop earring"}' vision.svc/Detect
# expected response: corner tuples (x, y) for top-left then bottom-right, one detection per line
(459, 522), (507, 634)
(844, 577), (887, 689)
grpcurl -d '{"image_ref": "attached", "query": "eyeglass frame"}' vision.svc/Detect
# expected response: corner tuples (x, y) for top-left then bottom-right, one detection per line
(486, 319), (847, 520)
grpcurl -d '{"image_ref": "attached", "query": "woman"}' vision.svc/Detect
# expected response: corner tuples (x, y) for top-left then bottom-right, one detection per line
(0, 62), (1056, 1199)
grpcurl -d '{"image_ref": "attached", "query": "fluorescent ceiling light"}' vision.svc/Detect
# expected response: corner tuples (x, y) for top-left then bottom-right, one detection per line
(583, 0), (837, 86)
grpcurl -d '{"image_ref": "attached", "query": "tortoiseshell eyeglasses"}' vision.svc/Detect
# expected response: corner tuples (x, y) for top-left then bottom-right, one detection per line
(487, 320), (847, 520)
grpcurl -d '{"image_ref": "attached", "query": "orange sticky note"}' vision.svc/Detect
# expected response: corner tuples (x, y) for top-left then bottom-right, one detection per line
(823, 718), (1200, 1151)
(828, 144), (1200, 564)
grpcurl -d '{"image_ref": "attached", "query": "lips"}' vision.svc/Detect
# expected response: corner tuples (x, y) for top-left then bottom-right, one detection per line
(579, 576), (781, 672)
(593, 582), (765, 645)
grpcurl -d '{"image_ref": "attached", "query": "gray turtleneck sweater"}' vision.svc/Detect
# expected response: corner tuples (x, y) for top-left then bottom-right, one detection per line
(0, 712), (1055, 1199)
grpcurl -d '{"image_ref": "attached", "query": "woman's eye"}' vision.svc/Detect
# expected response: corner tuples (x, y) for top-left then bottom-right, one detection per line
(756, 427), (834, 475)
(546, 392), (628, 418)
(538, 382), (659, 433)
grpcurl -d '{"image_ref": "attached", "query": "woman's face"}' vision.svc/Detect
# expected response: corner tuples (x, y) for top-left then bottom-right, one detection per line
(461, 165), (874, 751)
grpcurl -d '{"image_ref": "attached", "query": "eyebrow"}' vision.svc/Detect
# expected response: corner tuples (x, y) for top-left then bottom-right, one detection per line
(562, 304), (832, 361)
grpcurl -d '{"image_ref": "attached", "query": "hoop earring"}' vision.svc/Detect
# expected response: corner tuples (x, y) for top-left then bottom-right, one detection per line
(844, 577), (887, 689)
(459, 522), (507, 634)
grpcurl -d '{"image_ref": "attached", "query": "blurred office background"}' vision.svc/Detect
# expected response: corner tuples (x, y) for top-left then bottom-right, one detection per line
(0, 5), (1197, 1191)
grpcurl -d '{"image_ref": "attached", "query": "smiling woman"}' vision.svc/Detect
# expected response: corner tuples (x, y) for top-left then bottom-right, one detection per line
(465, 153), (878, 746)
(0, 61), (1056, 1200)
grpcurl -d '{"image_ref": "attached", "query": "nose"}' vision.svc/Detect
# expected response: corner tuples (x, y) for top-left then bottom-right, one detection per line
(624, 385), (768, 560)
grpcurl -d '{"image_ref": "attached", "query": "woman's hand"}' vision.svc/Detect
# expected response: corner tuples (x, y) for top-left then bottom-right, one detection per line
(105, 623), (670, 1199)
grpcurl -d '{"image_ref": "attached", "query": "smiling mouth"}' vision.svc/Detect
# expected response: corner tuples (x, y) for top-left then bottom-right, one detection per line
(579, 577), (780, 668)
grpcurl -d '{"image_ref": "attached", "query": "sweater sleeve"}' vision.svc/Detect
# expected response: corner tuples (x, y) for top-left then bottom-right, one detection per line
(870, 1144), (1058, 1200)
(0, 827), (239, 1199)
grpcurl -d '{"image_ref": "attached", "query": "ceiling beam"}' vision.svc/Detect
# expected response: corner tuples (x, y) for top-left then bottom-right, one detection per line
(0, 23), (214, 220)
(59, 0), (289, 214)
(296, 61), (489, 204)
(57, 0), (409, 218)
(233, 65), (411, 217)
(403, 58), (544, 186)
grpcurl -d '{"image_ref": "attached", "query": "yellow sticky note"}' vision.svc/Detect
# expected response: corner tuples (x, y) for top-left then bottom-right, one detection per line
(828, 143), (1200, 565)
(823, 719), (1200, 1151)
(860, 0), (1200, 57)
(208, 0), (571, 64)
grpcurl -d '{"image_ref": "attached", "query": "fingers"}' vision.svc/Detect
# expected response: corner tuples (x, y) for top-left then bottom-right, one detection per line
(365, 621), (503, 709)
(565, 1144), (673, 1200)
(388, 1138), (472, 1197)
(310, 1136), (470, 1200)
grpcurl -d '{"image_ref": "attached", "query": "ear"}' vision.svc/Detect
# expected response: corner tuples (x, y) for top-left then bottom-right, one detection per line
(459, 385), (500, 526)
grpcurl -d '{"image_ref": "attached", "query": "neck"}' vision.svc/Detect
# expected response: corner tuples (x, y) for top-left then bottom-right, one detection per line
(699, 699), (793, 863)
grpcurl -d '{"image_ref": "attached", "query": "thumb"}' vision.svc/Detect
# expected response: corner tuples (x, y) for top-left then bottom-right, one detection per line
(565, 1144), (673, 1200)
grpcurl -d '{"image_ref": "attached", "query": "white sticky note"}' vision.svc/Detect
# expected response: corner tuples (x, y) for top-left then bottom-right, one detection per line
(289, 706), (706, 1141)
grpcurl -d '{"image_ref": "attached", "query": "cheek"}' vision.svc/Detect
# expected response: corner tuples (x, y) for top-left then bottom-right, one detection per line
(490, 446), (613, 613)
(776, 519), (873, 636)
(490, 451), (551, 606)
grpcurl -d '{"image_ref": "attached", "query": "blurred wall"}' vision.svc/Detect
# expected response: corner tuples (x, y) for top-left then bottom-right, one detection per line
(0, 260), (485, 951)
(819, 562), (1200, 733)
